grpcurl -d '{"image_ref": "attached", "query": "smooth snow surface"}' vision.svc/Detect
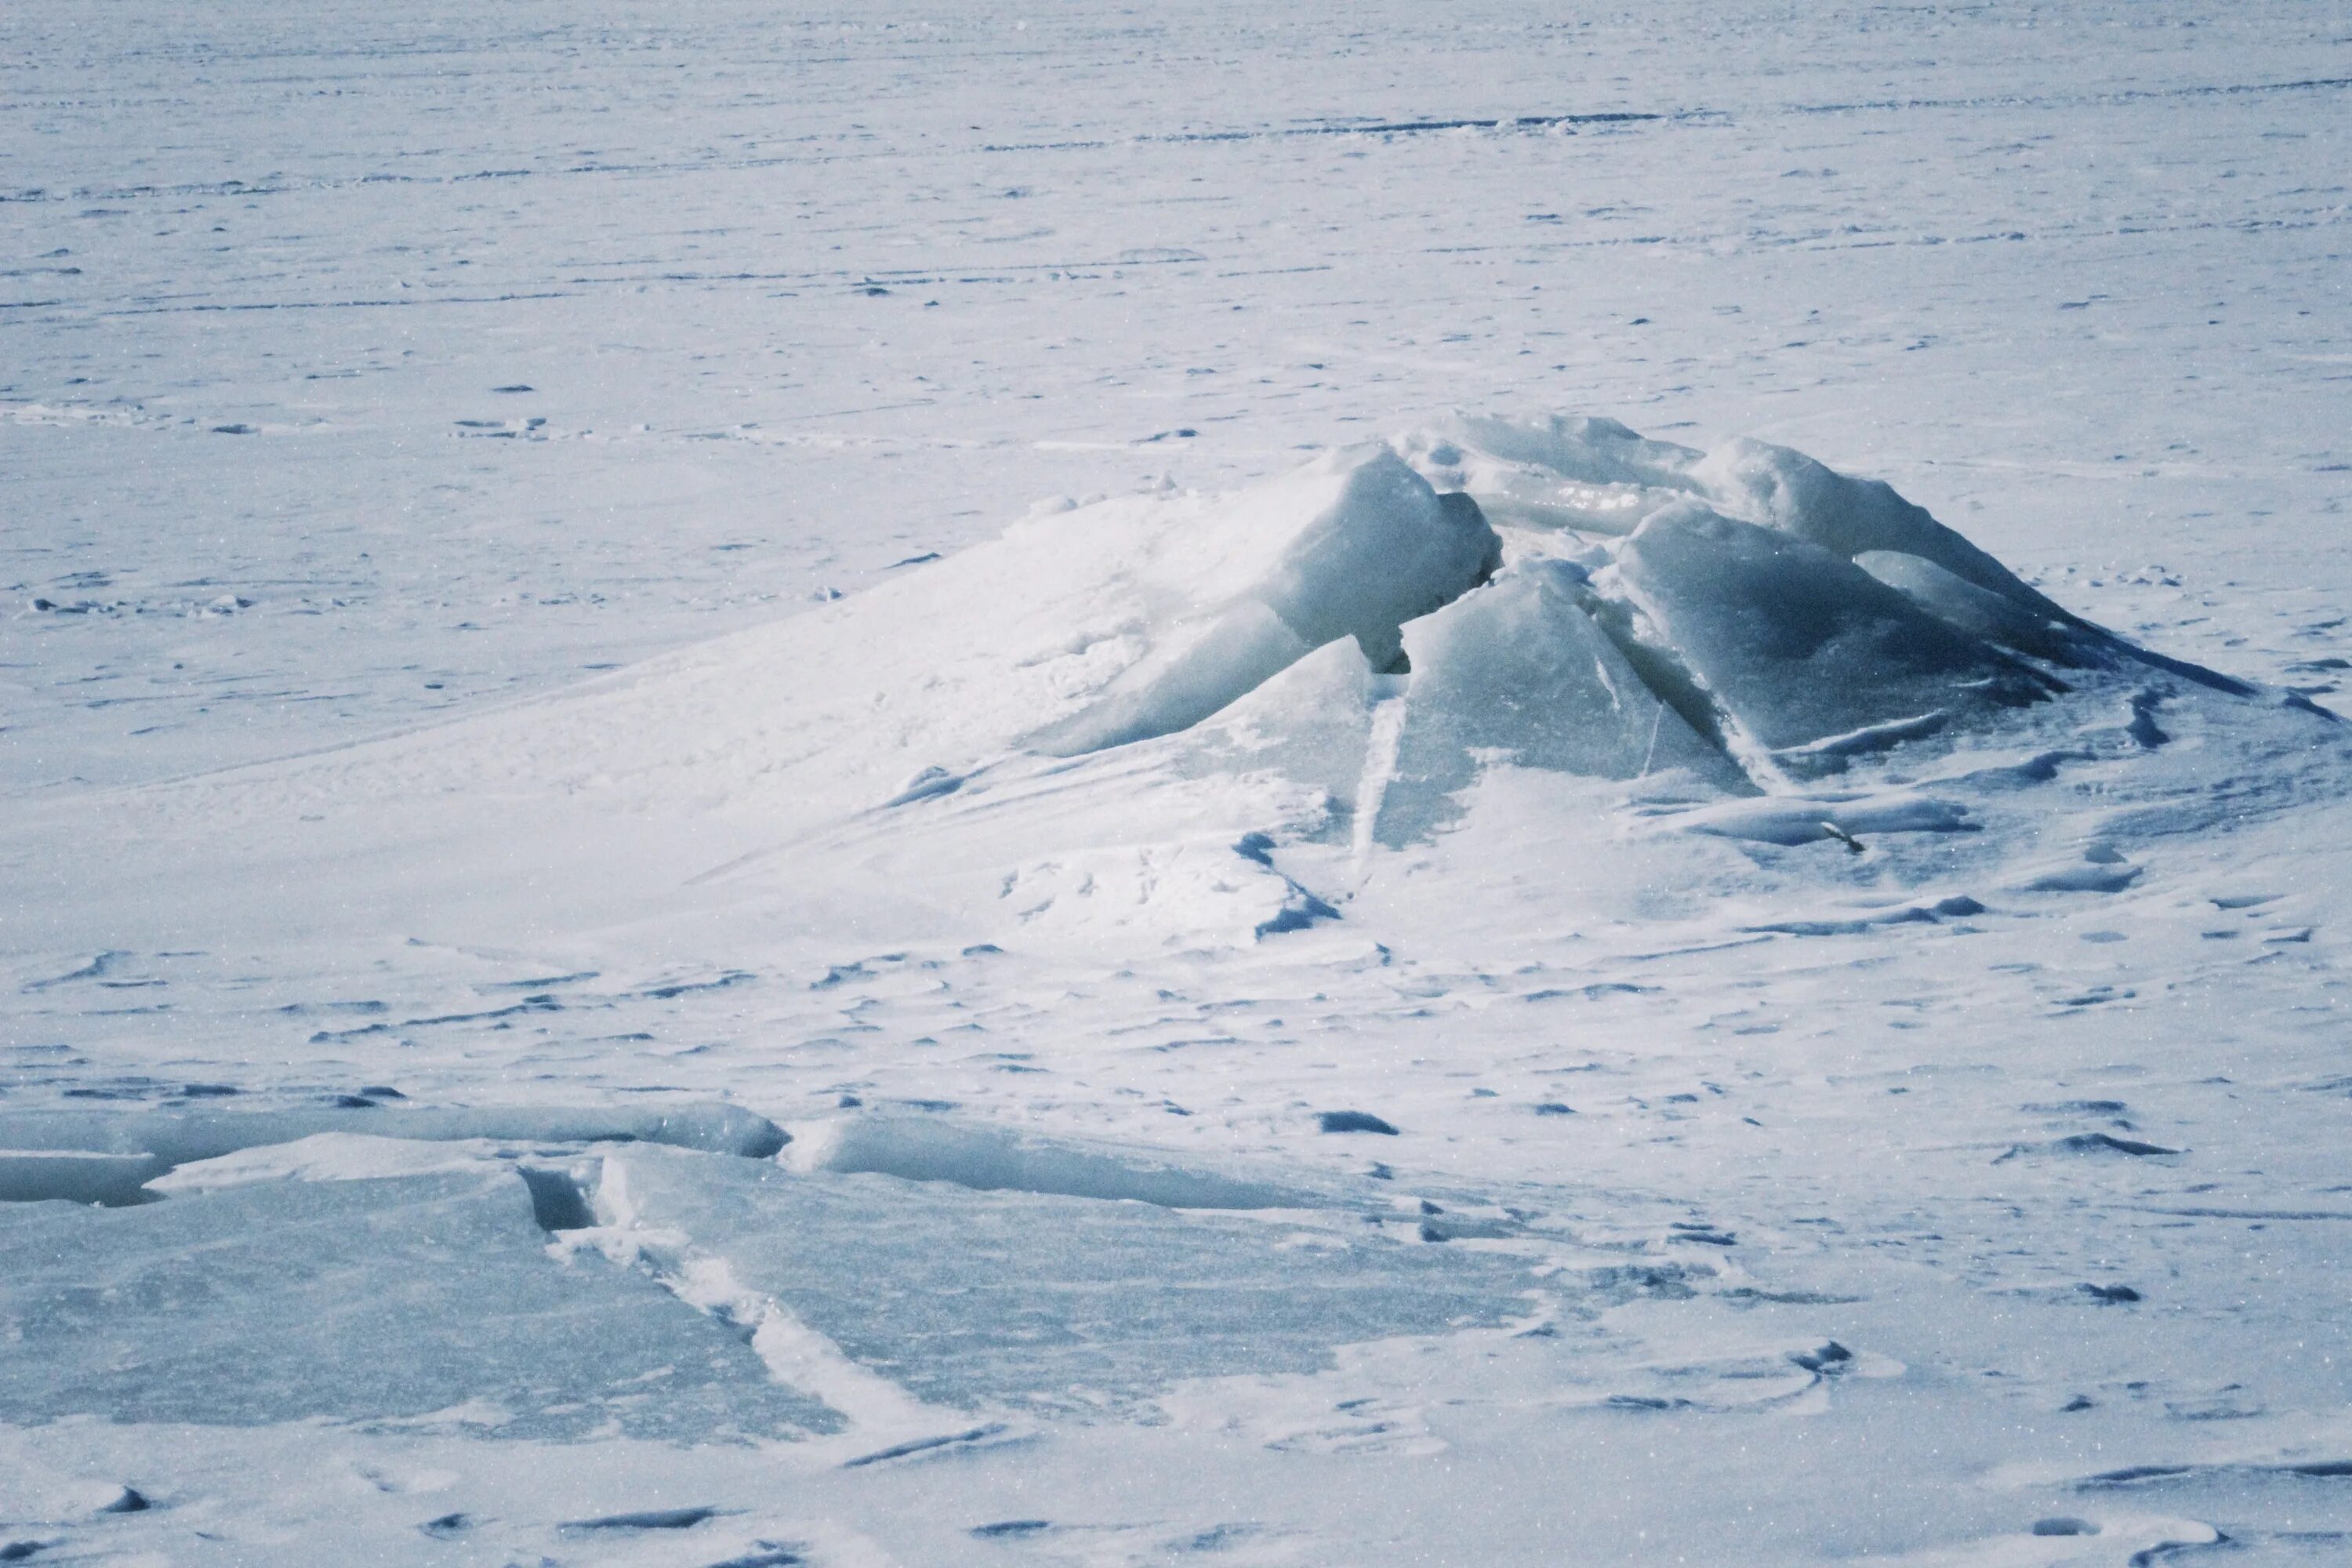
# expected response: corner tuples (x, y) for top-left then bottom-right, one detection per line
(8, 3), (2352, 1565)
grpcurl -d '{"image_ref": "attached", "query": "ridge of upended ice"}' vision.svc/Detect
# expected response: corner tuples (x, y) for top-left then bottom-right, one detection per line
(929, 412), (2314, 845)
(976, 411), (2292, 808)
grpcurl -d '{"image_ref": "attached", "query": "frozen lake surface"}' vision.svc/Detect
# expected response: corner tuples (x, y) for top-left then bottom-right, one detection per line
(5, 3), (2352, 1564)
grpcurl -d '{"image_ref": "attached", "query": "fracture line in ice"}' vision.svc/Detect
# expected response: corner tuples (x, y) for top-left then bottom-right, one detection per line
(589, 1155), (952, 1440)
(1352, 687), (1410, 884)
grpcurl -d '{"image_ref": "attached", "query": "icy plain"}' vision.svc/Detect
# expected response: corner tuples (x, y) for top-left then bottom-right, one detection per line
(5, 2), (2352, 1564)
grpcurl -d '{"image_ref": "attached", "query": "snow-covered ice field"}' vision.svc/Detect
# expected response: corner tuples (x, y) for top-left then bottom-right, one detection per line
(5, 3), (2352, 1563)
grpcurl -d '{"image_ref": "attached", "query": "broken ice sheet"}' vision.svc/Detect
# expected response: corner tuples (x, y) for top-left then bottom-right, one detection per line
(597, 1145), (1546, 1419)
(0, 1166), (837, 1439)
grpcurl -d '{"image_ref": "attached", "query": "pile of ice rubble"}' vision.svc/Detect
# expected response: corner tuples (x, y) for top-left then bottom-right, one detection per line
(1020, 412), (2314, 806)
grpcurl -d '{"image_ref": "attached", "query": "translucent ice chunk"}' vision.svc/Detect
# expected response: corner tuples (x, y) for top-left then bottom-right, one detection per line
(1376, 562), (1749, 844)
(1030, 447), (1498, 755)
(1610, 505), (2053, 760)
(1693, 436), (2068, 615)
(785, 1113), (1315, 1210)
(604, 1146), (1539, 1417)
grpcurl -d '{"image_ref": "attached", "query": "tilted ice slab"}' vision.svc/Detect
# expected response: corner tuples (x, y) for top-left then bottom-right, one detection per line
(0, 1102), (788, 1203)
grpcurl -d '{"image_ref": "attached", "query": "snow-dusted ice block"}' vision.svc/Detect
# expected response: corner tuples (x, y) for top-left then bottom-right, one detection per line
(1398, 413), (1722, 535)
(1028, 599), (1315, 757)
(0, 1101), (787, 1178)
(1690, 435), (2067, 615)
(1610, 506), (2053, 760)
(0, 1168), (835, 1438)
(1676, 790), (1978, 847)
(605, 1148), (1539, 1417)
(1248, 454), (1498, 668)
(1030, 447), (1497, 755)
(146, 1131), (548, 1194)
(1402, 413), (2066, 618)
(1377, 561), (1748, 843)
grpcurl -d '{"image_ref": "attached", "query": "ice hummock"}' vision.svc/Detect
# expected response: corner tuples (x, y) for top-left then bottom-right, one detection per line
(1023, 413), (2282, 817)
(68, 412), (2329, 955)
(968, 413), (2314, 872)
